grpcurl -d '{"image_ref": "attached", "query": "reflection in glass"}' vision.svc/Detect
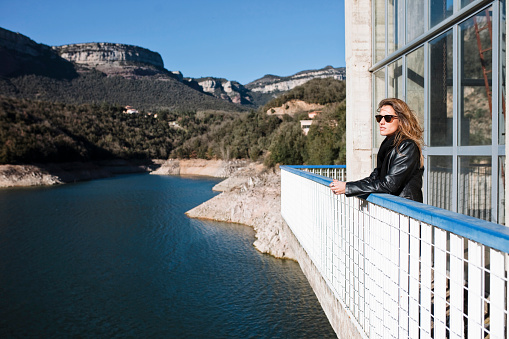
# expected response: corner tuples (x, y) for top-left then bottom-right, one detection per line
(430, 0), (453, 28)
(458, 157), (492, 221)
(406, 47), (425, 128)
(406, 0), (425, 42)
(374, 69), (386, 147)
(388, 58), (403, 99)
(460, 8), (493, 146)
(461, 0), (475, 9)
(374, 0), (386, 63)
(428, 156), (453, 211)
(388, 0), (404, 54)
(499, 156), (505, 225)
(429, 30), (453, 146)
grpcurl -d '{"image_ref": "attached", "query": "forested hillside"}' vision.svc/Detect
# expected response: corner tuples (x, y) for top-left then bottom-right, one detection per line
(0, 96), (239, 164)
(263, 78), (346, 110)
(0, 72), (248, 113)
(0, 77), (346, 166)
(172, 78), (347, 166)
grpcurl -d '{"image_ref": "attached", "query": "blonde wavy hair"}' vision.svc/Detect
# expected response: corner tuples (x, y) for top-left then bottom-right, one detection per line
(377, 98), (424, 168)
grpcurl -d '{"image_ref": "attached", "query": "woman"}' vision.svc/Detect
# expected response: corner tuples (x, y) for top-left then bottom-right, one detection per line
(330, 98), (424, 202)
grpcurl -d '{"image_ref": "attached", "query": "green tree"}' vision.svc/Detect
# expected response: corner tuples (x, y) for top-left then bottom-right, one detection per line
(303, 102), (346, 165)
(267, 121), (306, 165)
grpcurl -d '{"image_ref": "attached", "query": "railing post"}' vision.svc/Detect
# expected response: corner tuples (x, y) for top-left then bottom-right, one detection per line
(450, 233), (465, 338)
(434, 228), (447, 339)
(490, 249), (505, 338)
(398, 215), (410, 339)
(468, 240), (484, 339)
(420, 223), (432, 337)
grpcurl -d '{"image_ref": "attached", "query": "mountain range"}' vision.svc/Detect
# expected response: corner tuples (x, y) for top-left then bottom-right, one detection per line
(0, 27), (345, 110)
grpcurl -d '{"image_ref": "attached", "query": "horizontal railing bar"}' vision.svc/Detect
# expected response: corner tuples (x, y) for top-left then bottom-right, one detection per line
(287, 165), (346, 169)
(280, 165), (334, 186)
(282, 165), (509, 253)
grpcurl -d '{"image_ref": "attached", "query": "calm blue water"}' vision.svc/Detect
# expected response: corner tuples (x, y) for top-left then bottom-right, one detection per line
(0, 173), (335, 338)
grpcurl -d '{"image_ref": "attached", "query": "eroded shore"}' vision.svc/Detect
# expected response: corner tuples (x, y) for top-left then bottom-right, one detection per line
(154, 159), (293, 259)
(0, 159), (162, 188)
(182, 162), (294, 260)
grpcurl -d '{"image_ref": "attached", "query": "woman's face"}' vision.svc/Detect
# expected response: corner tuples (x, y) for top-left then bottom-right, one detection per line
(377, 105), (399, 137)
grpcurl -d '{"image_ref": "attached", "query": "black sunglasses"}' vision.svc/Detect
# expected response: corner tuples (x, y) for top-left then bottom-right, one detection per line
(375, 114), (398, 123)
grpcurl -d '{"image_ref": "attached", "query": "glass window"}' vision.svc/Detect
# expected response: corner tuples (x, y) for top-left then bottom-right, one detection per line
(374, 68), (386, 147)
(388, 0), (404, 54)
(459, 8), (493, 146)
(461, 0), (476, 9)
(429, 30), (453, 146)
(458, 156), (492, 221)
(499, 156), (505, 225)
(406, 0), (425, 42)
(500, 2), (506, 145)
(428, 156), (453, 211)
(430, 0), (454, 28)
(388, 58), (403, 98)
(375, 0), (386, 63)
(406, 47), (425, 128)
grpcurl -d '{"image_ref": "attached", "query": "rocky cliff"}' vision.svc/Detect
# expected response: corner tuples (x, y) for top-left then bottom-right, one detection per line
(246, 66), (345, 94)
(53, 43), (175, 79)
(186, 77), (254, 105)
(0, 27), (175, 80)
(55, 43), (164, 68)
(185, 66), (346, 107)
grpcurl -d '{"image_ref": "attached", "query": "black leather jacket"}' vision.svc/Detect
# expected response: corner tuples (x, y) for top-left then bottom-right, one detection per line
(345, 139), (423, 202)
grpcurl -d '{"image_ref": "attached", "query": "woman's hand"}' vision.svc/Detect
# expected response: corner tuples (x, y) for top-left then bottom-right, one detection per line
(329, 179), (346, 195)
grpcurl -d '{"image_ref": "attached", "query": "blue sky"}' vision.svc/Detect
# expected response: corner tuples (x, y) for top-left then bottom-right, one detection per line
(0, 0), (345, 85)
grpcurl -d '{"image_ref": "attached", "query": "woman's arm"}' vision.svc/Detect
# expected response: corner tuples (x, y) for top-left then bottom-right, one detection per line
(330, 168), (379, 195)
(344, 140), (420, 197)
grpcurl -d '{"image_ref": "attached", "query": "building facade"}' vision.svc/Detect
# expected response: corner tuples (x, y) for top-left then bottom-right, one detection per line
(346, 0), (507, 224)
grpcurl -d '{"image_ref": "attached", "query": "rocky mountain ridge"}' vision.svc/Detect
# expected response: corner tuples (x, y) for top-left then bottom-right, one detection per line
(0, 26), (345, 108)
(0, 27), (52, 57)
(188, 66), (346, 107)
(0, 27), (76, 78)
(52, 42), (179, 80)
(0, 27), (245, 112)
(186, 77), (254, 105)
(55, 43), (164, 68)
(245, 66), (345, 94)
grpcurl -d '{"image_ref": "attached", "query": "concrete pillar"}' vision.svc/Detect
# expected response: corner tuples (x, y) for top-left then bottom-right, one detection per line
(345, 0), (374, 180)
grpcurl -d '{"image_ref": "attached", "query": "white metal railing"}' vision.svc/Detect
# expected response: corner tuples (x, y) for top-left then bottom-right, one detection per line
(281, 165), (509, 339)
(291, 165), (347, 181)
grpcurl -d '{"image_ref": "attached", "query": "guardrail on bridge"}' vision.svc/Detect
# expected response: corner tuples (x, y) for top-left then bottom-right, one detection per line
(281, 165), (509, 338)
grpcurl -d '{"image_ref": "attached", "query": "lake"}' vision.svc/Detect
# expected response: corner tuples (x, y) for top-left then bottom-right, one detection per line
(0, 173), (335, 338)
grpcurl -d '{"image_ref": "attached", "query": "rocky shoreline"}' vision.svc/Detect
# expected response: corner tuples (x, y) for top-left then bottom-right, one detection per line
(183, 162), (295, 260)
(151, 158), (249, 178)
(0, 159), (162, 188)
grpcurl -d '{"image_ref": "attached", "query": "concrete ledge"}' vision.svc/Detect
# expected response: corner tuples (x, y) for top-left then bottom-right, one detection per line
(281, 220), (365, 339)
